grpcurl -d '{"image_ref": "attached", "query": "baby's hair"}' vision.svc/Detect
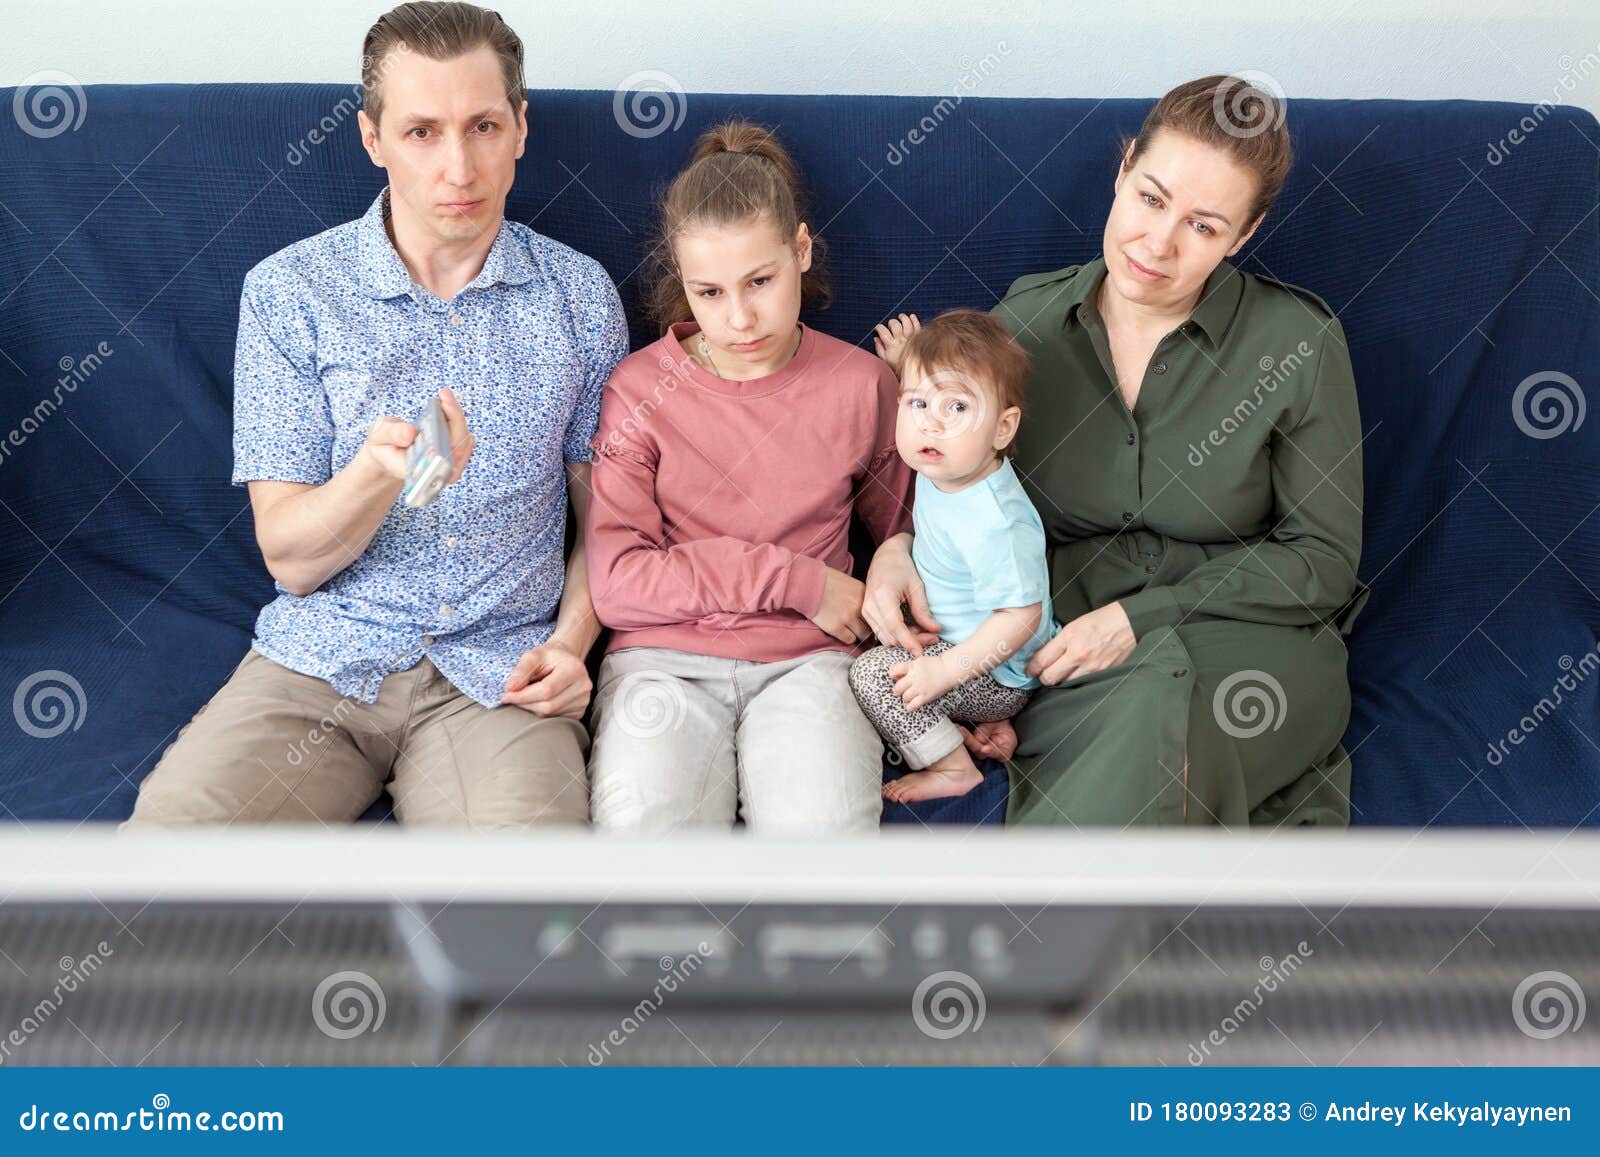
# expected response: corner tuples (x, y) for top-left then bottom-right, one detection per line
(900, 310), (1032, 458)
(646, 119), (832, 333)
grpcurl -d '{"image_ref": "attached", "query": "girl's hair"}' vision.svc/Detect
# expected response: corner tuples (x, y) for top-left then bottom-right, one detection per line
(1121, 74), (1293, 229)
(646, 120), (832, 332)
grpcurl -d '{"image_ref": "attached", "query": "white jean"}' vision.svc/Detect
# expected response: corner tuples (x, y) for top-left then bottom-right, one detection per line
(587, 647), (885, 833)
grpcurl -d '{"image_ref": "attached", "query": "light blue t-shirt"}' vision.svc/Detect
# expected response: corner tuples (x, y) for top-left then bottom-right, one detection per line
(911, 458), (1056, 690)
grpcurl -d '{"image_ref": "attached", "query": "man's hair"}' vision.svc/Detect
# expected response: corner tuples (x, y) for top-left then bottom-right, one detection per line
(361, 2), (526, 128)
(901, 310), (1032, 458)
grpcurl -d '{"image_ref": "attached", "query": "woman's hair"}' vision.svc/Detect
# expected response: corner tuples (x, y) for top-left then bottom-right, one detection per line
(647, 120), (832, 332)
(900, 310), (1032, 459)
(1121, 74), (1293, 229)
(362, 2), (525, 129)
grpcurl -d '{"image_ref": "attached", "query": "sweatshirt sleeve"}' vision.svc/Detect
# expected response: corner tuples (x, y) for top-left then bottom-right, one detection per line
(585, 388), (828, 630)
(1119, 317), (1367, 639)
(852, 358), (915, 544)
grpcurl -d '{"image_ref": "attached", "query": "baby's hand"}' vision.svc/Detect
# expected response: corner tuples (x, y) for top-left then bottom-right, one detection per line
(872, 313), (921, 377)
(889, 651), (961, 712)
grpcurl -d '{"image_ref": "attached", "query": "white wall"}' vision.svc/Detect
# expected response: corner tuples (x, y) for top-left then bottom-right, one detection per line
(1, 0), (1596, 119)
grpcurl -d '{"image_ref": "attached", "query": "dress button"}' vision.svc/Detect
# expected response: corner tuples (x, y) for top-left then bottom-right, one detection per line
(1151, 362), (1167, 375)
(1122, 512), (1134, 524)
(1125, 432), (1136, 445)
(450, 313), (464, 327)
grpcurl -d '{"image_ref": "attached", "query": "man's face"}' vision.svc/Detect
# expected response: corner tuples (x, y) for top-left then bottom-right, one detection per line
(358, 44), (527, 244)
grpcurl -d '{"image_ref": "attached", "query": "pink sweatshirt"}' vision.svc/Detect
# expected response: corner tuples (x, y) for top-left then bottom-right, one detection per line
(587, 321), (914, 662)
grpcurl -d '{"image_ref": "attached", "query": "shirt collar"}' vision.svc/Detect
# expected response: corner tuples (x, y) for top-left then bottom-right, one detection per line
(1063, 255), (1242, 346)
(356, 186), (536, 300)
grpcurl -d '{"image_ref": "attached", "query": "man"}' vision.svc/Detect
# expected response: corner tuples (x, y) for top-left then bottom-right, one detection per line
(124, 2), (626, 827)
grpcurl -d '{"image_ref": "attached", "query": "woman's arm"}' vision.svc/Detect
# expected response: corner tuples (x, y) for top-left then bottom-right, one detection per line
(862, 532), (943, 654)
(1118, 318), (1365, 637)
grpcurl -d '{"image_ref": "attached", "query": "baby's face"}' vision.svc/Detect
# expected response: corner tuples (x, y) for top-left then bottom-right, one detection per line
(895, 362), (1009, 489)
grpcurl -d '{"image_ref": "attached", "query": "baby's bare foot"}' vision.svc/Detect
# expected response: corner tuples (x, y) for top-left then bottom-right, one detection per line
(882, 764), (985, 803)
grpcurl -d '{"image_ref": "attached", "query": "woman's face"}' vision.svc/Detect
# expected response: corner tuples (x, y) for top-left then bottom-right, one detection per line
(674, 215), (812, 378)
(1102, 129), (1262, 314)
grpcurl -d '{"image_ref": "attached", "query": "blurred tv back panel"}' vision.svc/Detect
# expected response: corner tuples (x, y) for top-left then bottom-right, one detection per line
(2, 831), (1596, 1066)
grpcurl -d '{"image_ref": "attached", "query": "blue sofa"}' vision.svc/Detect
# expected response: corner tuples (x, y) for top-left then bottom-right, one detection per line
(1, 85), (1597, 826)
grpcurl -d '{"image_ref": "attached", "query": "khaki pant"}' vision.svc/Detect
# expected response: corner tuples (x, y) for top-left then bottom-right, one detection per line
(121, 650), (590, 828)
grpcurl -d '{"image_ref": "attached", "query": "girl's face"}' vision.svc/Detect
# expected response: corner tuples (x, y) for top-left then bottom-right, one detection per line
(1102, 129), (1262, 315)
(674, 215), (812, 379)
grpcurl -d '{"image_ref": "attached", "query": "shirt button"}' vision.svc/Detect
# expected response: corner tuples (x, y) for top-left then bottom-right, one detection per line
(446, 535), (458, 549)
(1125, 432), (1136, 445)
(1145, 564), (1157, 574)
(422, 634), (435, 645)
(440, 603), (452, 617)
(1173, 668), (1189, 678)
(1151, 362), (1168, 375)
(1122, 512), (1134, 524)
(450, 313), (464, 327)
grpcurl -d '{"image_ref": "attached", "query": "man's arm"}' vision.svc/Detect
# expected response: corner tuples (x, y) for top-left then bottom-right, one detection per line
(250, 389), (474, 597)
(498, 461), (602, 718)
(548, 460), (602, 657)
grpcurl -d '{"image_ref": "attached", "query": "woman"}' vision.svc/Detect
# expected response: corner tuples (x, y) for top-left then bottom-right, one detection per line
(585, 121), (914, 833)
(865, 76), (1368, 826)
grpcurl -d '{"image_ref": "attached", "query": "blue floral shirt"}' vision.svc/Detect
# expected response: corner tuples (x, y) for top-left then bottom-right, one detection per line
(231, 188), (628, 707)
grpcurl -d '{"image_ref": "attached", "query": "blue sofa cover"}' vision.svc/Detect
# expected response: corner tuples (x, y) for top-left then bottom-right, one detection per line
(1, 84), (1597, 826)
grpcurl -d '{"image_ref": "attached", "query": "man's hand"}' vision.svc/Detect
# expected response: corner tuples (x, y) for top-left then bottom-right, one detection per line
(357, 387), (475, 484)
(501, 638), (592, 718)
(872, 312), (922, 377)
(889, 651), (962, 712)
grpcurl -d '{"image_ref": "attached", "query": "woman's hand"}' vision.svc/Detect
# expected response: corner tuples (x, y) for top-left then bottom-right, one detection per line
(863, 534), (942, 655)
(872, 313), (921, 377)
(1025, 601), (1136, 686)
(811, 568), (872, 645)
(960, 719), (1018, 761)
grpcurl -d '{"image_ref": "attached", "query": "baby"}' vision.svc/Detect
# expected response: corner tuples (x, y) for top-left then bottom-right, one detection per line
(850, 309), (1056, 803)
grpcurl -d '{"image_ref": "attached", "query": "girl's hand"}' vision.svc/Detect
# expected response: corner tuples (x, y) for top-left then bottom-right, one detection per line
(863, 534), (942, 655)
(872, 313), (921, 377)
(889, 652), (960, 712)
(811, 567), (872, 645)
(1025, 602), (1136, 686)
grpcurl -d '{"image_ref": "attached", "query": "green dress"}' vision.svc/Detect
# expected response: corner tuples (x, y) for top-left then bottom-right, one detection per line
(991, 257), (1369, 826)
